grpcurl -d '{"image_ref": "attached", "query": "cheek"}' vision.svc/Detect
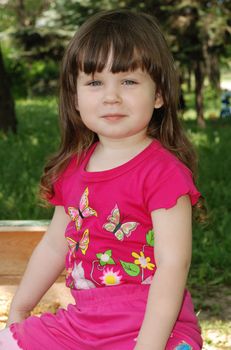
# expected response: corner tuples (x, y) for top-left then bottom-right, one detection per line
(133, 90), (156, 108)
(76, 89), (89, 108)
(78, 92), (98, 114)
(77, 99), (91, 117)
(135, 96), (155, 115)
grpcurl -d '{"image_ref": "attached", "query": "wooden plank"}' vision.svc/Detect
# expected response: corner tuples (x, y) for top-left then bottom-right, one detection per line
(0, 275), (66, 285)
(0, 220), (50, 232)
(0, 221), (65, 284)
(0, 222), (71, 327)
(0, 231), (45, 276)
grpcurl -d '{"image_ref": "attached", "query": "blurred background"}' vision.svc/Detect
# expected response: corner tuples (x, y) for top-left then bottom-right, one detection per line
(0, 1), (230, 348)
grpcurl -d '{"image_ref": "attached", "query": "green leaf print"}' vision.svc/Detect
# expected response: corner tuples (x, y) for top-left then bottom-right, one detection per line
(108, 258), (116, 265)
(146, 230), (154, 247)
(120, 260), (140, 276)
(104, 250), (112, 257)
(96, 250), (115, 266)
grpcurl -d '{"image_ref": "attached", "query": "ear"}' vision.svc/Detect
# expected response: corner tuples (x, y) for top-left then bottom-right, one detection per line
(154, 92), (164, 109)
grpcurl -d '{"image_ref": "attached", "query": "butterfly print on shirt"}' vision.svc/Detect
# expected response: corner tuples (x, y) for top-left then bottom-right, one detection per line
(66, 229), (90, 263)
(68, 187), (97, 231)
(103, 204), (139, 241)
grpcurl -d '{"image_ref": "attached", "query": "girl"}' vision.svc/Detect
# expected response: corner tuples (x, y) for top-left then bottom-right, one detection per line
(0, 9), (204, 350)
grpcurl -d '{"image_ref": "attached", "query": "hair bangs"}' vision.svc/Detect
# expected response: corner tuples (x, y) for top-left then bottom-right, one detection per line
(76, 22), (159, 77)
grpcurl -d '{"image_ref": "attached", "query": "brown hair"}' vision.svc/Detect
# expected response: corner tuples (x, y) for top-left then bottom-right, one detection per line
(40, 9), (206, 220)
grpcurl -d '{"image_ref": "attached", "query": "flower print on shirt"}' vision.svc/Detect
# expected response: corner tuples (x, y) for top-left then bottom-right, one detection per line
(96, 250), (116, 266)
(103, 204), (139, 241)
(132, 251), (155, 270)
(89, 250), (116, 286)
(68, 187), (97, 231)
(100, 267), (122, 286)
(120, 251), (155, 282)
(71, 261), (96, 289)
(120, 229), (155, 283)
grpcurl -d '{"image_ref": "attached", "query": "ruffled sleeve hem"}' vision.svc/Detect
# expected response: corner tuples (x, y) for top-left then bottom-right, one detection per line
(145, 164), (201, 213)
(149, 188), (200, 212)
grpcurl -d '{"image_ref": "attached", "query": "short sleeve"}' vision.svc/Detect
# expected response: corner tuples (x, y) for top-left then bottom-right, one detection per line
(144, 164), (200, 213)
(47, 155), (78, 206)
(48, 177), (63, 206)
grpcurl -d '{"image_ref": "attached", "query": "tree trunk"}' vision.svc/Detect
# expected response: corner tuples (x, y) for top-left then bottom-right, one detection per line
(16, 0), (27, 27)
(209, 53), (220, 91)
(0, 46), (17, 133)
(187, 66), (192, 93)
(194, 60), (206, 128)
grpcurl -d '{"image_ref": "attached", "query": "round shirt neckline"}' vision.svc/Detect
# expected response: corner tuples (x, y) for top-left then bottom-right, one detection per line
(79, 138), (162, 182)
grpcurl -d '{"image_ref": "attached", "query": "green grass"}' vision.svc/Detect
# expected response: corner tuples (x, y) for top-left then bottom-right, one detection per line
(0, 98), (59, 219)
(0, 94), (230, 290)
(186, 120), (231, 288)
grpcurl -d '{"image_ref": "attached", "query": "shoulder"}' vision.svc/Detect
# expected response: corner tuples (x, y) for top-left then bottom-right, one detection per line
(143, 140), (200, 211)
(56, 143), (96, 182)
(146, 139), (192, 178)
(59, 155), (78, 180)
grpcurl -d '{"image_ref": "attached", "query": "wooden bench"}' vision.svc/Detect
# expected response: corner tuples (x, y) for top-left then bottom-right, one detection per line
(0, 220), (50, 285)
(0, 221), (72, 328)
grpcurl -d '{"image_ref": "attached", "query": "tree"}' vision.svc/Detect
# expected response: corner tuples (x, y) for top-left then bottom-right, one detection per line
(124, 0), (231, 126)
(156, 0), (230, 126)
(168, 2), (207, 127)
(1, 0), (230, 123)
(0, 45), (17, 133)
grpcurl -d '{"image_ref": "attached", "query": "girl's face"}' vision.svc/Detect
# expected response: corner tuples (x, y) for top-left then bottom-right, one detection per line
(76, 61), (163, 142)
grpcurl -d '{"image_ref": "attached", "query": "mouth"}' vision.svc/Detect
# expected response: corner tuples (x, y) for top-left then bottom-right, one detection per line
(101, 114), (126, 121)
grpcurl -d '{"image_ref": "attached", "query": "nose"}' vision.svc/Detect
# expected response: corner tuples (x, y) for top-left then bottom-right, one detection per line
(103, 84), (122, 104)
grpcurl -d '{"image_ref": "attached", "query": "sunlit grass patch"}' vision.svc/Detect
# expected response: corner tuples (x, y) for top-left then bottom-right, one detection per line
(183, 84), (220, 120)
(201, 320), (231, 349)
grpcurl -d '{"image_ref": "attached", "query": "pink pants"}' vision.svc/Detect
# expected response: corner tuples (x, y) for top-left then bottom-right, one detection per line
(2, 284), (203, 350)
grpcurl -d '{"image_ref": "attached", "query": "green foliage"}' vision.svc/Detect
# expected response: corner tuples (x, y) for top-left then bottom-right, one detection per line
(1, 0), (230, 102)
(0, 98), (59, 219)
(1, 44), (27, 98)
(2, 44), (59, 98)
(26, 59), (59, 96)
(183, 83), (220, 120)
(187, 120), (231, 287)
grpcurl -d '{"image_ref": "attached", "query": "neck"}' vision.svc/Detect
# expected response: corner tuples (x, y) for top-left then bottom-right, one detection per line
(86, 133), (154, 172)
(98, 133), (153, 153)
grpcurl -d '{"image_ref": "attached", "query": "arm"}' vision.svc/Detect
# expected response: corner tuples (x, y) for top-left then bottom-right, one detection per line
(135, 195), (192, 350)
(7, 206), (70, 326)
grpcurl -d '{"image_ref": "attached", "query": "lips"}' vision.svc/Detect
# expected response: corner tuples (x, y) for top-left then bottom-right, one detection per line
(101, 114), (126, 121)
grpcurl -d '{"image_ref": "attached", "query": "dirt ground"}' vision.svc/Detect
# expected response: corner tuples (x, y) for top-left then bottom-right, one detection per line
(0, 283), (230, 349)
(192, 286), (231, 349)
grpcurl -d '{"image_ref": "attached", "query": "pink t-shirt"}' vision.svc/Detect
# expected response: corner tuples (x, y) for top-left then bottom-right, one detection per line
(49, 139), (200, 290)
